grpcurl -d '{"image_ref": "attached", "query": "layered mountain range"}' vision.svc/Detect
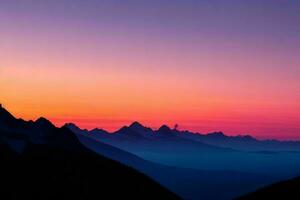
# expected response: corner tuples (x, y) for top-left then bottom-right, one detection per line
(0, 105), (179, 200)
(64, 120), (300, 199)
(1, 104), (300, 200)
(66, 121), (300, 152)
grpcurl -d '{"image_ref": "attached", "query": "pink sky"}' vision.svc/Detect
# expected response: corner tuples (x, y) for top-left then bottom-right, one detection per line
(0, 1), (299, 139)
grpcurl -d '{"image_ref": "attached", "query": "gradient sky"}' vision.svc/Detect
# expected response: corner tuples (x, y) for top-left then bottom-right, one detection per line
(1, 0), (299, 139)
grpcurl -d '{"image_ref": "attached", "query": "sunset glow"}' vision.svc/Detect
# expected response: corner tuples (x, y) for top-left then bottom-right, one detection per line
(1, 0), (299, 139)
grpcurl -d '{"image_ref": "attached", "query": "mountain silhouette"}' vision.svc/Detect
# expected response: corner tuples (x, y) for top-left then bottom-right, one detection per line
(2, 104), (300, 200)
(65, 121), (300, 199)
(129, 121), (153, 132)
(66, 121), (235, 155)
(66, 123), (274, 200)
(0, 105), (179, 200)
(156, 125), (177, 138)
(115, 125), (145, 139)
(237, 176), (300, 200)
(180, 130), (300, 152)
(70, 120), (300, 152)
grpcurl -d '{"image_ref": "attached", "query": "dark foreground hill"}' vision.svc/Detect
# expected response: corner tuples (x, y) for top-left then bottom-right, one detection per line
(0, 141), (179, 200)
(0, 105), (179, 200)
(237, 176), (300, 200)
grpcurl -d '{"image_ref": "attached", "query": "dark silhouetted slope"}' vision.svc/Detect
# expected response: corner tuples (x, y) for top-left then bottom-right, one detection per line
(0, 105), (179, 200)
(237, 176), (300, 200)
(0, 141), (179, 200)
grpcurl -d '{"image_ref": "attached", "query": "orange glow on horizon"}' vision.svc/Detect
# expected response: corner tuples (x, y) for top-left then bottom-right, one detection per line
(1, 1), (299, 140)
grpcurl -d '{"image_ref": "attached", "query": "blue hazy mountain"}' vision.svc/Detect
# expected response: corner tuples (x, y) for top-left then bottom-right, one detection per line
(65, 122), (300, 179)
(178, 130), (300, 152)
(2, 103), (299, 200)
(65, 123), (275, 200)
(66, 122), (300, 199)
(0, 105), (179, 200)
(67, 121), (300, 152)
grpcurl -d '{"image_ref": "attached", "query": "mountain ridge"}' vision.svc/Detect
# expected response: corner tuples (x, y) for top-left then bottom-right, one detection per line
(0, 105), (180, 199)
(64, 121), (300, 152)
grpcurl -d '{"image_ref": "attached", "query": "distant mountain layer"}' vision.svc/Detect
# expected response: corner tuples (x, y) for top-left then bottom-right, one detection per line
(64, 121), (300, 199)
(65, 122), (300, 177)
(237, 177), (300, 200)
(65, 121), (300, 152)
(0, 105), (179, 199)
(75, 132), (273, 200)
(2, 104), (300, 200)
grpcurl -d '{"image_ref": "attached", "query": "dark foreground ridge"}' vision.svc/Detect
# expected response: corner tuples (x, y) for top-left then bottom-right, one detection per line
(236, 177), (300, 200)
(0, 105), (179, 200)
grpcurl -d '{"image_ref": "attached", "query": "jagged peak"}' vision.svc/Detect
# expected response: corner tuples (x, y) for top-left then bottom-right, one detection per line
(35, 117), (51, 123)
(157, 125), (175, 134)
(158, 125), (171, 132)
(236, 134), (256, 141)
(91, 127), (103, 131)
(64, 122), (80, 129)
(64, 123), (91, 133)
(115, 126), (129, 133)
(35, 117), (55, 128)
(207, 131), (226, 137)
(0, 104), (15, 119)
(129, 121), (144, 129)
(90, 127), (108, 134)
(129, 121), (153, 132)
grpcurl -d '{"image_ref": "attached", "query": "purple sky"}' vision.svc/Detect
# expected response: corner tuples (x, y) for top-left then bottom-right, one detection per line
(1, 0), (299, 139)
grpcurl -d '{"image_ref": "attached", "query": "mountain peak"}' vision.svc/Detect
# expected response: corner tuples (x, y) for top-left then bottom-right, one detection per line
(64, 123), (80, 129)
(0, 104), (14, 117)
(128, 121), (153, 134)
(90, 127), (109, 134)
(64, 123), (92, 133)
(158, 125), (171, 132)
(0, 104), (18, 125)
(35, 117), (55, 129)
(129, 121), (144, 129)
(236, 134), (256, 141)
(156, 125), (176, 137)
(91, 128), (104, 132)
(35, 117), (51, 123)
(207, 131), (226, 137)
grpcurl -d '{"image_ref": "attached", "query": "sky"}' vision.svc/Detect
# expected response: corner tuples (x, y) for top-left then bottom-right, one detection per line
(0, 0), (299, 139)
